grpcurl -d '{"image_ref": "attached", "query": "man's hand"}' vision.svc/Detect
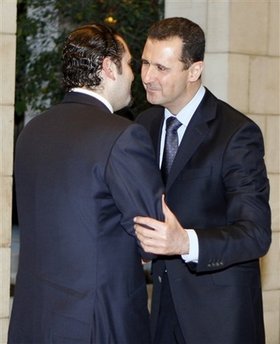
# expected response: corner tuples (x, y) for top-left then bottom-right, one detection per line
(134, 197), (189, 256)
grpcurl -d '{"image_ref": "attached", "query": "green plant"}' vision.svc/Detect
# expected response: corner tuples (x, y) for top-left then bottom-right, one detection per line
(15, 0), (164, 122)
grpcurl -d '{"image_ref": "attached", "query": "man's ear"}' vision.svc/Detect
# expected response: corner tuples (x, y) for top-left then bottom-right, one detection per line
(102, 57), (116, 80)
(189, 61), (204, 82)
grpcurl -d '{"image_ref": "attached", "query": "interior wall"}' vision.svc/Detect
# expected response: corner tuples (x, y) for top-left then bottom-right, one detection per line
(0, 0), (17, 342)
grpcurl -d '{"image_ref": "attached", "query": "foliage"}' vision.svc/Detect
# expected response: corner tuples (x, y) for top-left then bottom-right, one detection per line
(15, 0), (164, 121)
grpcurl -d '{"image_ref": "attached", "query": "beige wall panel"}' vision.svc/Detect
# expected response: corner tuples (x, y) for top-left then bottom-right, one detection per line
(268, 0), (280, 56)
(203, 53), (229, 101)
(228, 54), (250, 113)
(207, 1), (230, 52)
(0, 0), (17, 34)
(249, 56), (280, 115)
(0, 248), (11, 318)
(268, 173), (280, 231)
(165, 0), (208, 31)
(263, 290), (280, 344)
(0, 34), (17, 105)
(0, 318), (9, 344)
(0, 176), (12, 246)
(266, 116), (280, 173)
(230, 1), (268, 55)
(261, 231), (280, 290)
(0, 105), (14, 176)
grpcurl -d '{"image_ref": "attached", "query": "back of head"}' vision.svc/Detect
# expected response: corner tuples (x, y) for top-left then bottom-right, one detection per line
(148, 17), (205, 69)
(62, 23), (125, 91)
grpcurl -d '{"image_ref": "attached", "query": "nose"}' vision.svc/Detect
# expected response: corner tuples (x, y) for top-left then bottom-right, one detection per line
(141, 65), (153, 84)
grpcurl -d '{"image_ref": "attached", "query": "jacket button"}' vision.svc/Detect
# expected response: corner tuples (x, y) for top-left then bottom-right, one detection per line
(158, 276), (162, 283)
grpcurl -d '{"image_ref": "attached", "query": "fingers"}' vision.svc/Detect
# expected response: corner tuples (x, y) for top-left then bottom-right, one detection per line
(134, 198), (189, 256)
(134, 223), (159, 242)
(134, 216), (162, 231)
(136, 230), (160, 254)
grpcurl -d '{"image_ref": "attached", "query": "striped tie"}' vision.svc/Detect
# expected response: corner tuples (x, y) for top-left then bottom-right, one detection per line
(161, 117), (181, 183)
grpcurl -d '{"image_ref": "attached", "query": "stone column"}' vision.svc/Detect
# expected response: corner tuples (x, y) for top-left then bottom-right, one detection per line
(165, 1), (280, 343)
(0, 0), (17, 342)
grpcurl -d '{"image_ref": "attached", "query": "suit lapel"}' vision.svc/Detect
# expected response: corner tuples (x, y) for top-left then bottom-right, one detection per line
(166, 89), (217, 190)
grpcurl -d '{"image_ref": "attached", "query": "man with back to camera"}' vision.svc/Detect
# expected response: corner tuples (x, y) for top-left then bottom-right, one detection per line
(134, 17), (271, 344)
(8, 23), (164, 344)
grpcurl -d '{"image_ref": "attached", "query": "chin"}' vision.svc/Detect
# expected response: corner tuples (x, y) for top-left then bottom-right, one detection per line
(147, 96), (160, 105)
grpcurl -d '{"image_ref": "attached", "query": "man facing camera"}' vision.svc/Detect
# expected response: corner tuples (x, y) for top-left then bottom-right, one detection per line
(135, 17), (271, 344)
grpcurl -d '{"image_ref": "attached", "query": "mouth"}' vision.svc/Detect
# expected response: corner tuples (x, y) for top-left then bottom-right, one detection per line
(145, 85), (159, 93)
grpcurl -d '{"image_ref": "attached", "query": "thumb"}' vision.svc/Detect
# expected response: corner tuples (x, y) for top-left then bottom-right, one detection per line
(161, 195), (172, 222)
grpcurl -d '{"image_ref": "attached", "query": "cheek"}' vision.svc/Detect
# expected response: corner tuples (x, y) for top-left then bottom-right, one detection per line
(128, 67), (134, 81)
(169, 79), (187, 96)
(161, 77), (177, 96)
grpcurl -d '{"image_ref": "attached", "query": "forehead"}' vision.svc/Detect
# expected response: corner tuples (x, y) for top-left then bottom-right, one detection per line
(142, 37), (182, 61)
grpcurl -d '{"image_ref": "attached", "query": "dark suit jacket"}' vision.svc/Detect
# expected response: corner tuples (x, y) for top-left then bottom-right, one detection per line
(9, 92), (164, 344)
(136, 88), (271, 344)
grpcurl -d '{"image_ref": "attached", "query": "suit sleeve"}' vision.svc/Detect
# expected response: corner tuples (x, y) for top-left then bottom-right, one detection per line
(196, 121), (271, 272)
(105, 123), (164, 259)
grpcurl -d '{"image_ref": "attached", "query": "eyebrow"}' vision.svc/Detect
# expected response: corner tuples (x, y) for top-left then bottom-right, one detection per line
(142, 58), (170, 69)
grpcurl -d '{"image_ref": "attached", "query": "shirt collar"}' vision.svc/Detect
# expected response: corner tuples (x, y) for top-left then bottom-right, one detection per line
(164, 85), (206, 127)
(71, 87), (114, 113)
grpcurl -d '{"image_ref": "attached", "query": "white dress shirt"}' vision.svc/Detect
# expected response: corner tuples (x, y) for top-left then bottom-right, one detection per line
(71, 87), (113, 113)
(160, 85), (206, 263)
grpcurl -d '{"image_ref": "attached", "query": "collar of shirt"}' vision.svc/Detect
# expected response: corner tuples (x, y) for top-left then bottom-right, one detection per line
(70, 87), (114, 113)
(160, 85), (206, 166)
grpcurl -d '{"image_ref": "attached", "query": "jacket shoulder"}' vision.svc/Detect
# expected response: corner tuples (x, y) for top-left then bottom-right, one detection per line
(136, 106), (163, 122)
(204, 88), (259, 130)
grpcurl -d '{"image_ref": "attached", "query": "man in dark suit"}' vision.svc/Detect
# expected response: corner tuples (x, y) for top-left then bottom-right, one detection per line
(8, 24), (164, 344)
(134, 17), (271, 344)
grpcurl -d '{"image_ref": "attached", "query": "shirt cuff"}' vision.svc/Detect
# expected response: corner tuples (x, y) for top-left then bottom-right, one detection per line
(181, 229), (199, 263)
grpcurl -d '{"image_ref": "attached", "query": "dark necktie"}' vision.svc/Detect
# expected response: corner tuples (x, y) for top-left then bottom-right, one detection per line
(161, 116), (182, 183)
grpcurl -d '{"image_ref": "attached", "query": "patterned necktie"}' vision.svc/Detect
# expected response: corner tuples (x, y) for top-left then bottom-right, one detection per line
(161, 116), (182, 183)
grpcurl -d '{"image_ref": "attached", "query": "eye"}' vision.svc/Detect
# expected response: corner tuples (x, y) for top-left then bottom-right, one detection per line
(141, 59), (149, 66)
(157, 64), (167, 72)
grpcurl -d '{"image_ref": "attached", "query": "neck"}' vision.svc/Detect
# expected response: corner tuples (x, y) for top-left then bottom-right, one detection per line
(167, 81), (202, 115)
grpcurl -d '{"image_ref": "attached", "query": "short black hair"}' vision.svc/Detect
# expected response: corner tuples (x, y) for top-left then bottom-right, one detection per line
(148, 17), (205, 69)
(62, 23), (125, 91)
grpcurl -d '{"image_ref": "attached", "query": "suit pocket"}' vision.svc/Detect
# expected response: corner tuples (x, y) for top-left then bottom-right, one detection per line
(178, 166), (212, 180)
